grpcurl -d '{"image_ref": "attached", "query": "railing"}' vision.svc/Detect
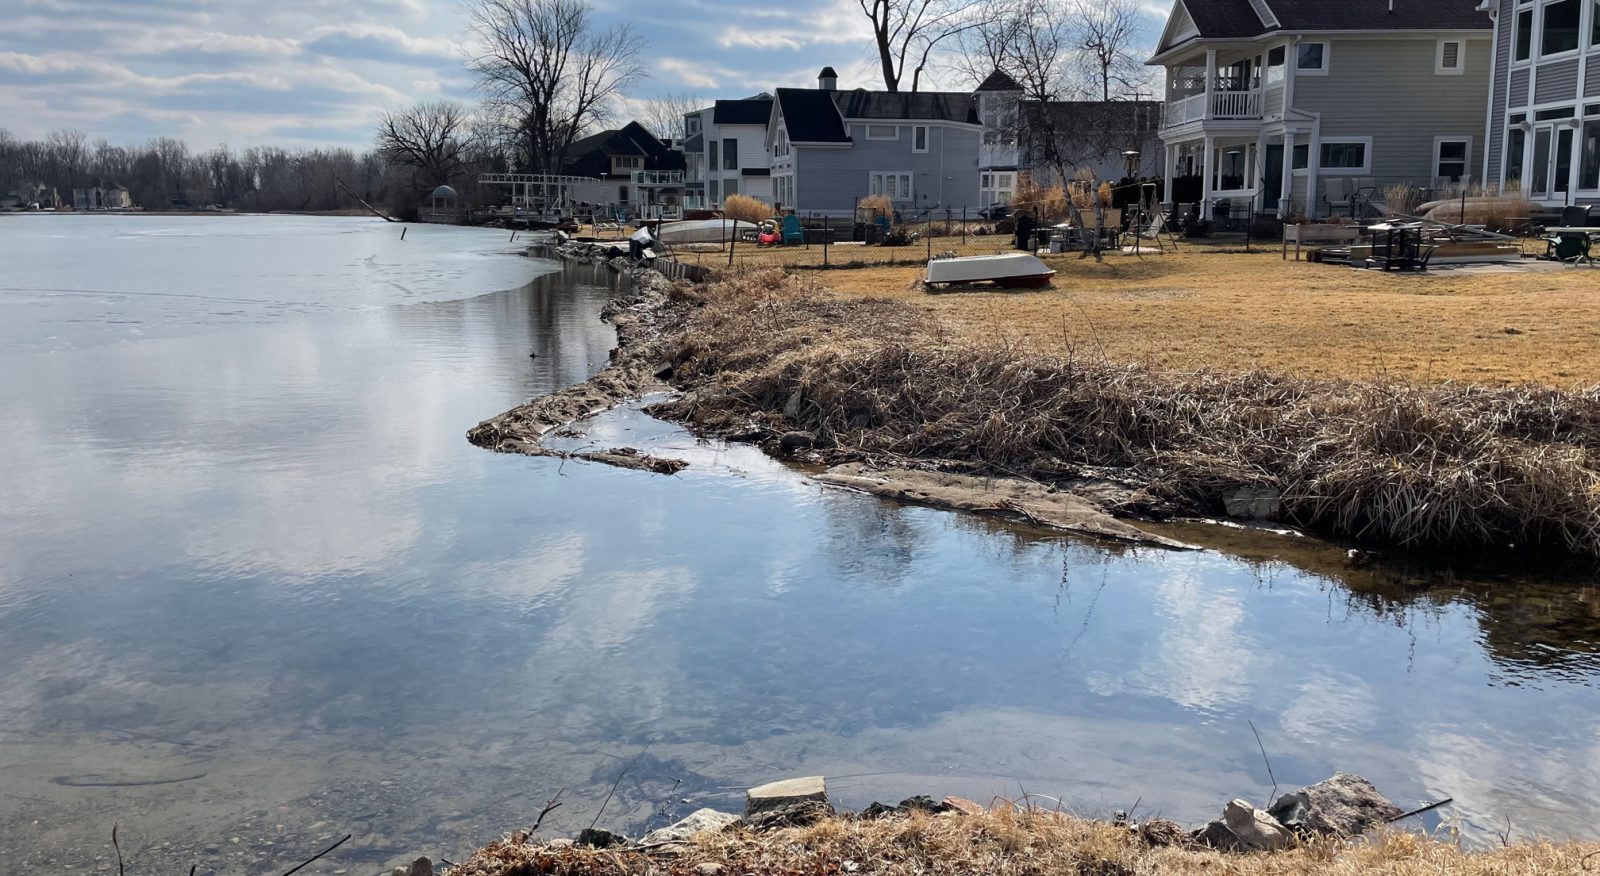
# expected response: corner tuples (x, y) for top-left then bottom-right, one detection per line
(632, 170), (684, 186)
(1211, 91), (1263, 119)
(1164, 94), (1205, 127)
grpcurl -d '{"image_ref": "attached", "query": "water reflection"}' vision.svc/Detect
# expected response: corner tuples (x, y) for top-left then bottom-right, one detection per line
(1, 218), (1598, 875)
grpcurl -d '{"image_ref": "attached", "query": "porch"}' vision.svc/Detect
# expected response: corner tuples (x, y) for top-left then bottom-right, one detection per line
(1161, 46), (1288, 131)
(1161, 129), (1306, 221)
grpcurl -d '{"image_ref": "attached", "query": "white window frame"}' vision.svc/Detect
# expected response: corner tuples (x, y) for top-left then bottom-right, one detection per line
(1540, 0), (1583, 61)
(1315, 137), (1372, 174)
(1295, 41), (1329, 76)
(865, 124), (899, 140)
(912, 125), (929, 153)
(869, 171), (914, 200)
(1433, 136), (1473, 183)
(1436, 39), (1464, 75)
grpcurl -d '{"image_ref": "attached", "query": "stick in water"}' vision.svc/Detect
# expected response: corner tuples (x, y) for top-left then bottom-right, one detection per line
(112, 823), (124, 876)
(1386, 797), (1454, 823)
(1247, 720), (1278, 803)
(278, 833), (352, 876)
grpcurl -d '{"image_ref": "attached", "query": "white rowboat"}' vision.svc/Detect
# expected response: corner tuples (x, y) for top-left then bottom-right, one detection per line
(654, 219), (759, 245)
(925, 253), (1055, 289)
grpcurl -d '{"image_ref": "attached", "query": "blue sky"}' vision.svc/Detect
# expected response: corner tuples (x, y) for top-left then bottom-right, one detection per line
(1, 0), (1165, 150)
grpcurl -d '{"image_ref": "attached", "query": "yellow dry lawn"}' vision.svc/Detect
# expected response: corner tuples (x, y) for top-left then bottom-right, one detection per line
(816, 250), (1600, 387)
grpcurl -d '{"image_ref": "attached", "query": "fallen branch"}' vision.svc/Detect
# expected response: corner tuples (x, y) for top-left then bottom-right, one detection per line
(278, 833), (352, 876)
(1385, 797), (1454, 823)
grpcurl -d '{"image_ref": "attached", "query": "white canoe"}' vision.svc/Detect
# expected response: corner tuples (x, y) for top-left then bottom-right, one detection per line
(926, 253), (1055, 288)
(654, 219), (759, 245)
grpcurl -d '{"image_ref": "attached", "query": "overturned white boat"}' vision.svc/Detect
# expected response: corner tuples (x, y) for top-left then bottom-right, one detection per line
(925, 253), (1055, 289)
(653, 218), (759, 245)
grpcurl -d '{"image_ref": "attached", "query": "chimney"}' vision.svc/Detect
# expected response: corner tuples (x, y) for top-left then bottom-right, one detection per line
(818, 66), (838, 90)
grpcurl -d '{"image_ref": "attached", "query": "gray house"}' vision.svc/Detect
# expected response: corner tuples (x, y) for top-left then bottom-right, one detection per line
(1480, 0), (1600, 207)
(1150, 0), (1492, 219)
(768, 67), (981, 217)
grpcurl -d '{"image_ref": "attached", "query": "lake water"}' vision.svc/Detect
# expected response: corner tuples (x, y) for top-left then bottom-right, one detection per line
(1, 214), (1596, 873)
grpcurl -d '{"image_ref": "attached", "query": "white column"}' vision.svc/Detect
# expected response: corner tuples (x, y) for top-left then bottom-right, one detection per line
(1306, 127), (1323, 217)
(1254, 132), (1269, 213)
(1201, 135), (1215, 219)
(1163, 143), (1176, 209)
(1204, 50), (1218, 120)
(1280, 130), (1296, 219)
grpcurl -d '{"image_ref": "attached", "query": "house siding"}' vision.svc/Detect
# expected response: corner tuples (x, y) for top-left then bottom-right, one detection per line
(1586, 62), (1600, 97)
(1486, 0), (1514, 180)
(1293, 36), (1491, 194)
(1534, 57), (1582, 103)
(1509, 68), (1530, 104)
(793, 124), (980, 215)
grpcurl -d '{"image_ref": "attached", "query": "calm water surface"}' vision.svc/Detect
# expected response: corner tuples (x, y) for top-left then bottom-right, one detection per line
(0, 214), (1596, 872)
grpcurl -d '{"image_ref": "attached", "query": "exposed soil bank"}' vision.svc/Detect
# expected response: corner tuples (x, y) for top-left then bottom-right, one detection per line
(470, 259), (1600, 560)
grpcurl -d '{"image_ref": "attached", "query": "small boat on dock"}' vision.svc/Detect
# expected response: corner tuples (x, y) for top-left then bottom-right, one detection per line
(925, 253), (1056, 289)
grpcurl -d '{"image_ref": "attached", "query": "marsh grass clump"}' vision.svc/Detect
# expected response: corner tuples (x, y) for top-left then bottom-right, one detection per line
(447, 808), (1600, 876)
(658, 269), (1600, 558)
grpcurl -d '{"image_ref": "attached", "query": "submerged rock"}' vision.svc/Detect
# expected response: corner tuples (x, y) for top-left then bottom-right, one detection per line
(641, 808), (740, 845)
(1267, 773), (1403, 838)
(778, 431), (815, 456)
(861, 796), (954, 819)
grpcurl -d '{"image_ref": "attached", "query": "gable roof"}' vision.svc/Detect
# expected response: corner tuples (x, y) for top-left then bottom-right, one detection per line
(561, 122), (683, 176)
(713, 96), (774, 126)
(976, 69), (1023, 92)
(831, 89), (980, 125)
(774, 88), (848, 142)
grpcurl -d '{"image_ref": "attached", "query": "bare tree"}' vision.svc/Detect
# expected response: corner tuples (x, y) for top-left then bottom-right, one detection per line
(858, 0), (987, 92)
(638, 92), (702, 142)
(466, 0), (647, 174)
(1071, 0), (1150, 102)
(375, 100), (470, 190)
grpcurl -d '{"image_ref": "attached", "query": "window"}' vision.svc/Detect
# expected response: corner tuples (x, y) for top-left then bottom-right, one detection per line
(1437, 40), (1463, 74)
(1537, 106), (1577, 120)
(724, 178), (739, 197)
(1292, 143), (1309, 169)
(723, 138), (737, 170)
(1505, 127), (1527, 187)
(708, 140), (718, 169)
(1296, 42), (1327, 74)
(1320, 139), (1370, 172)
(1515, 7), (1534, 61)
(1217, 146), (1248, 190)
(869, 171), (913, 200)
(687, 117), (700, 134)
(1581, 120), (1600, 189)
(1593, 0), (1600, 47)
(708, 180), (719, 202)
(866, 125), (898, 140)
(913, 125), (928, 152)
(1435, 138), (1470, 182)
(1266, 45), (1286, 85)
(1543, 0), (1581, 56)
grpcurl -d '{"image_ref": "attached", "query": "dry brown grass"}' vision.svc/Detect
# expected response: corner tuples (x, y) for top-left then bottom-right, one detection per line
(448, 809), (1600, 876)
(721, 194), (773, 225)
(820, 249), (1600, 387)
(656, 268), (1600, 556)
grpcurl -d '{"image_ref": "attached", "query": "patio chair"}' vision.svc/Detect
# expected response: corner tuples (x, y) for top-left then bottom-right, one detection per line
(781, 213), (804, 246)
(1544, 205), (1595, 262)
(1322, 178), (1353, 218)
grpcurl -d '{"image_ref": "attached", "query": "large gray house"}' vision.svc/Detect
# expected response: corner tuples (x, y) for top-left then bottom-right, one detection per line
(1480, 0), (1600, 207)
(1150, 0), (1492, 219)
(767, 67), (981, 217)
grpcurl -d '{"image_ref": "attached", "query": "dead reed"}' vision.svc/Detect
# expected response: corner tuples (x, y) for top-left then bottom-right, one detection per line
(657, 269), (1600, 558)
(720, 194), (772, 225)
(447, 808), (1600, 876)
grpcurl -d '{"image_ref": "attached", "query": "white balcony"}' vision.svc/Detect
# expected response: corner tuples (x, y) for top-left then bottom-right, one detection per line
(632, 170), (684, 187)
(1162, 81), (1264, 130)
(1210, 91), (1262, 119)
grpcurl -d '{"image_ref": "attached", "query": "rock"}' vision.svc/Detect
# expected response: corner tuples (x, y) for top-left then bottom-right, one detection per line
(576, 827), (630, 848)
(1136, 818), (1187, 847)
(1222, 799), (1290, 851)
(782, 389), (804, 419)
(778, 431), (815, 455)
(693, 864), (725, 876)
(746, 799), (834, 832)
(1223, 486), (1282, 520)
(943, 796), (985, 816)
(1192, 819), (1238, 850)
(745, 776), (827, 818)
(1267, 773), (1403, 838)
(641, 809), (740, 845)
(407, 858), (433, 876)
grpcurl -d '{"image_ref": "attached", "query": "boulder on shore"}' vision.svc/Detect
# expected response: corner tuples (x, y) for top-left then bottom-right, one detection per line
(1267, 773), (1403, 838)
(1194, 799), (1290, 852)
(746, 776), (827, 818)
(641, 808), (740, 845)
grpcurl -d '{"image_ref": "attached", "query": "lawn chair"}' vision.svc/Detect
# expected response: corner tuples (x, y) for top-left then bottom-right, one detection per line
(781, 213), (804, 246)
(1322, 178), (1352, 218)
(1544, 205), (1595, 262)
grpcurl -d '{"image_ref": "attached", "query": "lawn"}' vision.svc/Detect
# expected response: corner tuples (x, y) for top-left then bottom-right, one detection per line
(804, 248), (1600, 386)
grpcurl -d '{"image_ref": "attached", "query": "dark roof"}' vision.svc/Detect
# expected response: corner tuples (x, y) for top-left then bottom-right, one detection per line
(774, 88), (848, 142)
(560, 121), (683, 176)
(830, 89), (980, 125)
(713, 97), (774, 126)
(1268, 0), (1488, 31)
(1174, 0), (1488, 42)
(819, 66), (838, 78)
(976, 69), (1023, 92)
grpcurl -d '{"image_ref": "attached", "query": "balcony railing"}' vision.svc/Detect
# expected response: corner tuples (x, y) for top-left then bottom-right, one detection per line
(632, 170), (684, 186)
(1162, 88), (1264, 128)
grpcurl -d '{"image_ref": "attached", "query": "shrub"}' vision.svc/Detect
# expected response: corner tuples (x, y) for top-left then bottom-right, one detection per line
(722, 194), (773, 225)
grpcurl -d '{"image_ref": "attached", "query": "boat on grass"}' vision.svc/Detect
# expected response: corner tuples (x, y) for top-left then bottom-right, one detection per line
(925, 253), (1056, 289)
(654, 218), (759, 245)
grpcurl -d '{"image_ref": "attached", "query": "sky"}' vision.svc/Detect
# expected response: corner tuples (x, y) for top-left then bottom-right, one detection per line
(0, 0), (1165, 151)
